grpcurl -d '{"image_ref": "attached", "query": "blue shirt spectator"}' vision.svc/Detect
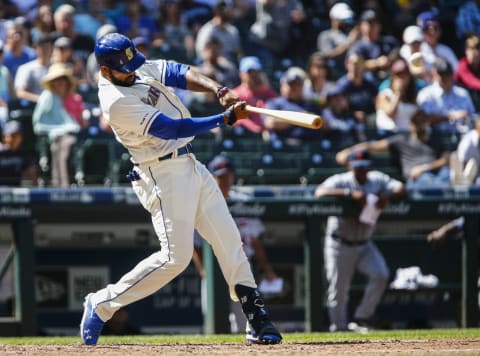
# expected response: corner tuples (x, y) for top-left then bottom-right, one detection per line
(264, 67), (320, 142)
(336, 52), (378, 121)
(113, 0), (157, 42)
(348, 10), (399, 80)
(456, 0), (480, 40)
(3, 22), (36, 79)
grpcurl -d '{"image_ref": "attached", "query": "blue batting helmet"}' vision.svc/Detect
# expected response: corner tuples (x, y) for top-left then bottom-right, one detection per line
(94, 33), (145, 73)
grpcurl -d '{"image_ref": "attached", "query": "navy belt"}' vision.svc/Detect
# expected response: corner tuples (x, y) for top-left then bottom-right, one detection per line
(134, 144), (193, 166)
(331, 234), (367, 246)
(158, 143), (193, 161)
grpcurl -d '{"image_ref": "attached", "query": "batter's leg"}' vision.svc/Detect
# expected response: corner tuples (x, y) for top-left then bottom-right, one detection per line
(195, 163), (281, 344)
(81, 158), (201, 345)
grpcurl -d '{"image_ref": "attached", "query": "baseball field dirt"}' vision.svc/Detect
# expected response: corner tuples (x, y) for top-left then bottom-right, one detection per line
(1, 338), (480, 355)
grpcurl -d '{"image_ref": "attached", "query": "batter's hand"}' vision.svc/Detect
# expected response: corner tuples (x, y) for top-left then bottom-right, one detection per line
(217, 86), (240, 107)
(223, 101), (248, 126)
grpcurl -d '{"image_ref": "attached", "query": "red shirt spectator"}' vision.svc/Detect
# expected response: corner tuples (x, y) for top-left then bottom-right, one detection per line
(232, 56), (277, 133)
(455, 34), (480, 91)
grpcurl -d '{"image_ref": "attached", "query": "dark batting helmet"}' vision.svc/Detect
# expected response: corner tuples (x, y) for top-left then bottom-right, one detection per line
(94, 33), (145, 73)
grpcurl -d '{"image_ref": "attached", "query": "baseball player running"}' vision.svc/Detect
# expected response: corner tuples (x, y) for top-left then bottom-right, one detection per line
(80, 33), (282, 345)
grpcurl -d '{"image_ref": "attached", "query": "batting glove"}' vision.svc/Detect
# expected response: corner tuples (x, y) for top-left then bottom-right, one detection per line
(223, 101), (248, 126)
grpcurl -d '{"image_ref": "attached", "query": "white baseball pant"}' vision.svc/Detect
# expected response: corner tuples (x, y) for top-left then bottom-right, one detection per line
(90, 154), (256, 322)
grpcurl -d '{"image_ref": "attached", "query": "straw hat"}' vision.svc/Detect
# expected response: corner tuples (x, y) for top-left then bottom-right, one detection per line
(42, 63), (77, 93)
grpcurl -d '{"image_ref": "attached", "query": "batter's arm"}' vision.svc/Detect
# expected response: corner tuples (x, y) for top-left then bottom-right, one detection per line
(185, 68), (239, 107)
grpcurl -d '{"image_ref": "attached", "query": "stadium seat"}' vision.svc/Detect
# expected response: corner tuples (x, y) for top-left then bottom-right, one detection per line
(73, 138), (121, 186)
(255, 152), (305, 185)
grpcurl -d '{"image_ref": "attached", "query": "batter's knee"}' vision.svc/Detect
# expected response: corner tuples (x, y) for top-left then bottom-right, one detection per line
(167, 245), (194, 272)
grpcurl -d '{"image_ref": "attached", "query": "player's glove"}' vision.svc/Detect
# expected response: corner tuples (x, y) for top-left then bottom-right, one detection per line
(223, 101), (248, 126)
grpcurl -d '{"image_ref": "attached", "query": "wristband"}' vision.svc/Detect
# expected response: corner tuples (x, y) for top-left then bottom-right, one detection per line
(216, 86), (229, 99)
(343, 188), (352, 197)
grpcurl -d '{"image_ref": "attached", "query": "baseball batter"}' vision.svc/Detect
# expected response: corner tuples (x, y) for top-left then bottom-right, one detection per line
(314, 149), (405, 332)
(80, 33), (282, 345)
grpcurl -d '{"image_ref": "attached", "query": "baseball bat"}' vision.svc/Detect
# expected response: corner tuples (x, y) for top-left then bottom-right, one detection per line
(245, 105), (323, 129)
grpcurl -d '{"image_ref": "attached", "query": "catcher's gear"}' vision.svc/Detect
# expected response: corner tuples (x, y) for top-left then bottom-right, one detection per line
(223, 101), (248, 126)
(95, 33), (145, 73)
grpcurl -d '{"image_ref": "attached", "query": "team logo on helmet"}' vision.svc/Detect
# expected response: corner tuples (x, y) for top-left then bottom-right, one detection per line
(125, 47), (134, 61)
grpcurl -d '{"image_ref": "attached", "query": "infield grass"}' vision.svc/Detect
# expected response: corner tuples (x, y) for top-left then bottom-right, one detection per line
(1, 327), (479, 344)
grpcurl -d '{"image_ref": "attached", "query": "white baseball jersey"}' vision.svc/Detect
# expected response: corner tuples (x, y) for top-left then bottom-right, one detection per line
(97, 60), (193, 164)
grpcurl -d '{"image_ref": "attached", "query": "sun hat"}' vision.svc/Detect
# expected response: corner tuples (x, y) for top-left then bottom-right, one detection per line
(42, 63), (77, 93)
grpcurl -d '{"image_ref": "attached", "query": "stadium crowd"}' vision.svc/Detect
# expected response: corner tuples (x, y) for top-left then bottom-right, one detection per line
(0, 0), (479, 190)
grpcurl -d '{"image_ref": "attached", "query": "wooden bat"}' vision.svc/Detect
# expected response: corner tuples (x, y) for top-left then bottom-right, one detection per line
(245, 105), (323, 129)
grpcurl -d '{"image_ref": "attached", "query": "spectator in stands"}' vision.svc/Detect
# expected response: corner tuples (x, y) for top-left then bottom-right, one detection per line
(195, 1), (242, 63)
(85, 24), (117, 89)
(337, 109), (451, 189)
(53, 4), (95, 69)
(316, 2), (360, 81)
(314, 148), (405, 332)
(455, 0), (480, 42)
(248, 0), (306, 71)
(399, 25), (423, 63)
(33, 63), (80, 187)
(113, 0), (157, 43)
(0, 120), (37, 186)
(302, 52), (336, 113)
(348, 9), (399, 81)
(450, 116), (480, 186)
(417, 10), (458, 73)
(51, 36), (87, 88)
(193, 155), (281, 333)
(73, 0), (109, 42)
(232, 56), (278, 134)
(417, 59), (475, 137)
(0, 40), (14, 130)
(3, 20), (36, 79)
(455, 33), (480, 102)
(158, 0), (195, 62)
(399, 25), (432, 84)
(263, 66), (319, 143)
(375, 58), (419, 133)
(336, 52), (378, 126)
(52, 36), (88, 129)
(321, 85), (364, 149)
(196, 37), (239, 89)
(30, 3), (55, 46)
(132, 36), (149, 57)
(14, 32), (53, 105)
(180, 0), (213, 37)
(51, 38), (88, 130)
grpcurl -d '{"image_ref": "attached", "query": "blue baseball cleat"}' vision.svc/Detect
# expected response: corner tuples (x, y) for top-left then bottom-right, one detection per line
(246, 321), (282, 345)
(80, 293), (104, 345)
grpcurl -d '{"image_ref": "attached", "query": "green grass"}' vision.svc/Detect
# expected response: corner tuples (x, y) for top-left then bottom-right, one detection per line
(0, 328), (479, 344)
